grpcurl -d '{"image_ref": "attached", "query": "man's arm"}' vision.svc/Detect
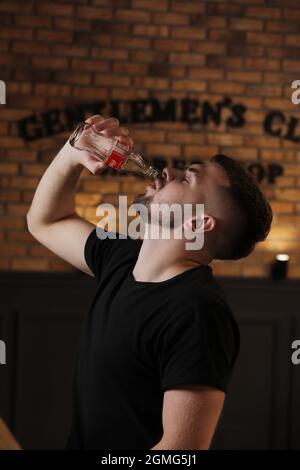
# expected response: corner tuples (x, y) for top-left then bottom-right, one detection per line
(26, 115), (133, 276)
(150, 384), (225, 450)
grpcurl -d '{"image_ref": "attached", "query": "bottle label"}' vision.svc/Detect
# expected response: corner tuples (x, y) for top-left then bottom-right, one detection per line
(106, 139), (130, 170)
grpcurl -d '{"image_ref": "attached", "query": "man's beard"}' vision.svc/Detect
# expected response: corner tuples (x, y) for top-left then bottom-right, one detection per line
(133, 192), (152, 210)
(132, 192), (179, 230)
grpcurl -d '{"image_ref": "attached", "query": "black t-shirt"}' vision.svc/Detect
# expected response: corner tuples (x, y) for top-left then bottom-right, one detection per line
(66, 227), (240, 450)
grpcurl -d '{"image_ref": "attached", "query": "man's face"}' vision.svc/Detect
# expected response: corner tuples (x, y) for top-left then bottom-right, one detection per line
(133, 162), (230, 214)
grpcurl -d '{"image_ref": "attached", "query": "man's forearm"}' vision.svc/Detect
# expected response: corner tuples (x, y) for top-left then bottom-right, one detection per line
(27, 142), (83, 230)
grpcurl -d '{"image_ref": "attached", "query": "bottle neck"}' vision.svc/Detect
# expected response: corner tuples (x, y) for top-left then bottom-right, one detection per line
(147, 166), (160, 180)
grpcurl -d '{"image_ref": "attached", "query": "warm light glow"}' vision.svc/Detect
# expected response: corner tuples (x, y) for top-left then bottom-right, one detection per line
(276, 254), (290, 262)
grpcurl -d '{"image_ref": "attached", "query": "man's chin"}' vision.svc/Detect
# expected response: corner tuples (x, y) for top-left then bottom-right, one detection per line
(133, 193), (153, 206)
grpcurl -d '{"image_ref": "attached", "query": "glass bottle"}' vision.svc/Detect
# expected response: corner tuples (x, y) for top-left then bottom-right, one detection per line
(69, 121), (162, 180)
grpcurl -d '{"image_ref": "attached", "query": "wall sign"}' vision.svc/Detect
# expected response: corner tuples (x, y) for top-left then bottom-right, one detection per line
(17, 97), (285, 183)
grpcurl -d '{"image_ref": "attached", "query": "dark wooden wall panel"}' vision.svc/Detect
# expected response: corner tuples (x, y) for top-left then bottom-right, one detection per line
(0, 273), (299, 450)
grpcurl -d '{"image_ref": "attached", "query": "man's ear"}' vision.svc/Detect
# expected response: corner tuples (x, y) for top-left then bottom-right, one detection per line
(184, 214), (216, 234)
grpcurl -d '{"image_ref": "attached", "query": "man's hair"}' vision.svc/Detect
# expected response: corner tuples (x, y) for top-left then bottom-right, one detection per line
(209, 154), (273, 261)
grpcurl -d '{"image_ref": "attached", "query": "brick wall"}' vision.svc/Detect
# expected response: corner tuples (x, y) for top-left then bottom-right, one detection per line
(0, 0), (300, 277)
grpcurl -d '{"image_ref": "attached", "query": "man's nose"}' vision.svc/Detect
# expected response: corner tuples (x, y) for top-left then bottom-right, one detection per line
(162, 166), (183, 182)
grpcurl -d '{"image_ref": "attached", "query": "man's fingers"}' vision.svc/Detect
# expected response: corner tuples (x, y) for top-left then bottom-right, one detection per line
(85, 114), (104, 125)
(84, 154), (107, 175)
(92, 117), (119, 132)
(117, 135), (134, 148)
(104, 126), (129, 138)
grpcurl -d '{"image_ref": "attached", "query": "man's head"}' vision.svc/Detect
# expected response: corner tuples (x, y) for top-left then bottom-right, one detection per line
(133, 154), (273, 261)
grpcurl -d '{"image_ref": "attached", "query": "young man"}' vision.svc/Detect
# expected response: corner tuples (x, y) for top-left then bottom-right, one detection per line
(26, 115), (273, 450)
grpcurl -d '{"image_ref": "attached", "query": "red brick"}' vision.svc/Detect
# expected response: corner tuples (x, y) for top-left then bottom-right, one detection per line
(245, 135), (280, 148)
(75, 193), (103, 206)
(167, 132), (204, 144)
(208, 56), (243, 69)
(283, 59), (300, 72)
(0, 27), (33, 40)
(50, 259), (77, 272)
(0, 163), (18, 174)
(172, 79), (206, 92)
(209, 82), (245, 95)
(52, 45), (89, 58)
(54, 71), (91, 85)
(36, 29), (72, 43)
(94, 74), (130, 87)
(226, 70), (262, 83)
(32, 56), (68, 70)
(0, 1), (33, 13)
(132, 0), (168, 10)
(54, 17), (91, 31)
(71, 59), (108, 73)
(0, 243), (27, 256)
(116, 9), (151, 23)
(154, 38), (189, 52)
(13, 41), (50, 55)
(283, 8), (300, 20)
(207, 133), (244, 146)
(37, 2), (74, 16)
(191, 42), (226, 55)
(5, 149), (37, 162)
(133, 77), (169, 90)
(169, 52), (205, 66)
(246, 6), (281, 19)
(8, 231), (34, 243)
(145, 143), (181, 157)
(112, 35), (150, 49)
(82, 180), (120, 192)
(271, 201), (294, 214)
(171, 26), (205, 40)
(247, 31), (283, 46)
(34, 83), (72, 96)
(133, 25), (169, 37)
(12, 258), (49, 271)
(153, 12), (189, 25)
(130, 129), (165, 142)
(0, 40), (8, 52)
(171, 1), (205, 14)
(0, 137), (24, 148)
(0, 190), (21, 202)
(7, 203), (31, 216)
(15, 14), (52, 28)
(91, 47), (128, 60)
(29, 245), (57, 258)
(223, 147), (258, 160)
(113, 62), (148, 75)
(0, 216), (24, 229)
(9, 176), (39, 190)
(189, 68), (224, 80)
(229, 18), (263, 31)
(197, 16), (226, 28)
(245, 58), (279, 71)
(0, 258), (10, 270)
(72, 86), (108, 100)
(76, 6), (112, 20)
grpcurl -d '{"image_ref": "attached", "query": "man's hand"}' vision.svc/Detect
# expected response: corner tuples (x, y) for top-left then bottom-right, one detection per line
(60, 114), (134, 175)
(26, 114), (134, 276)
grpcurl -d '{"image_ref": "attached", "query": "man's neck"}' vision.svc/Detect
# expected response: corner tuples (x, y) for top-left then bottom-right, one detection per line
(132, 236), (211, 283)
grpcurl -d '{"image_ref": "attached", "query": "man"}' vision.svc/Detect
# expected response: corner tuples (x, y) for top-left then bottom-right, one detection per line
(26, 115), (273, 450)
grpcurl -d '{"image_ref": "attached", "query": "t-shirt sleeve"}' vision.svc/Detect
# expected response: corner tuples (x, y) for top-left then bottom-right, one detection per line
(84, 226), (141, 283)
(157, 301), (240, 393)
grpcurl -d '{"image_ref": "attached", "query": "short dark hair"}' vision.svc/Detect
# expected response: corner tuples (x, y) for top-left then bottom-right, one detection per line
(209, 154), (273, 260)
